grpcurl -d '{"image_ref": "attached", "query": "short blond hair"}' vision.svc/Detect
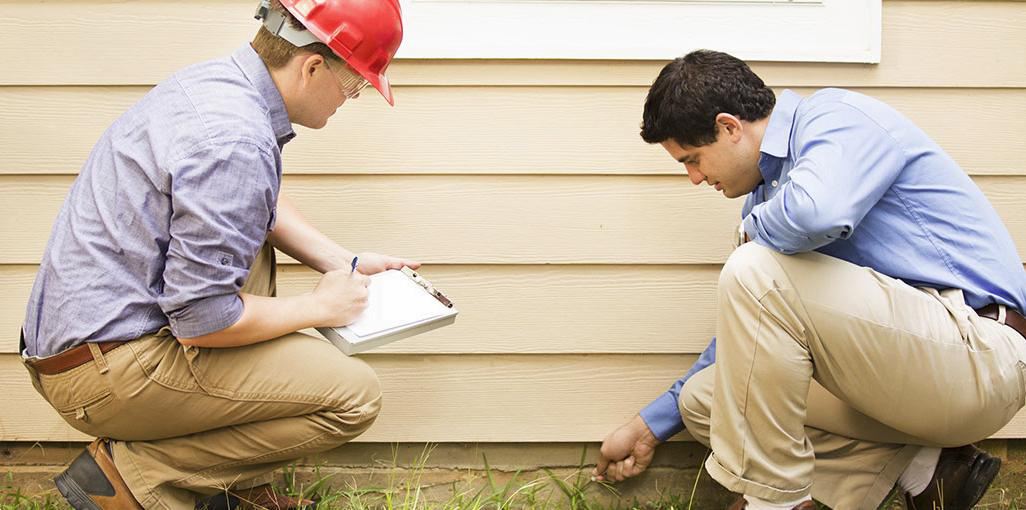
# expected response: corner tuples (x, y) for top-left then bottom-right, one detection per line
(252, 1), (342, 69)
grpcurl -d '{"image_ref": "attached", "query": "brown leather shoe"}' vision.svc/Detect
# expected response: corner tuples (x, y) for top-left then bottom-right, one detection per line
(905, 444), (1001, 510)
(728, 495), (816, 509)
(54, 438), (142, 510)
(232, 484), (315, 510)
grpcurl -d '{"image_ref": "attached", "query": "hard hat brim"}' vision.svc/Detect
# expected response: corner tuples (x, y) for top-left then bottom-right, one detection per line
(363, 70), (394, 106)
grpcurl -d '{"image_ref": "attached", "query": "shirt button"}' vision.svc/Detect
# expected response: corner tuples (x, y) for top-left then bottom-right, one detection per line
(771, 180), (779, 187)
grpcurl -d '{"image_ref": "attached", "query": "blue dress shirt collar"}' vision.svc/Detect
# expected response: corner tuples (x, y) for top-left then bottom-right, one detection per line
(757, 89), (802, 184)
(233, 43), (296, 147)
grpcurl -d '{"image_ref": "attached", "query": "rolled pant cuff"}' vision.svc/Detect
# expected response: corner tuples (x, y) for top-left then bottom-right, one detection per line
(856, 444), (921, 510)
(705, 454), (811, 503)
(233, 473), (275, 491)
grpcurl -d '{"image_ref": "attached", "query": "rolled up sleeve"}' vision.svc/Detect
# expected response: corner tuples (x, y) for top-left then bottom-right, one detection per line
(158, 138), (280, 338)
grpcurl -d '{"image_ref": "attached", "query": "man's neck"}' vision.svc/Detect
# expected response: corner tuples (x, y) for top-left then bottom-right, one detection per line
(746, 116), (771, 151)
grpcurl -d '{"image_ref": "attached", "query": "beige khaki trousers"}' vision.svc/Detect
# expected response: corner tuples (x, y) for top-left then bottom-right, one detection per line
(25, 243), (382, 509)
(682, 243), (1026, 509)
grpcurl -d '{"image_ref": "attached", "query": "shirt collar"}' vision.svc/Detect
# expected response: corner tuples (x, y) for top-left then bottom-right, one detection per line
(757, 89), (802, 182)
(232, 43), (296, 146)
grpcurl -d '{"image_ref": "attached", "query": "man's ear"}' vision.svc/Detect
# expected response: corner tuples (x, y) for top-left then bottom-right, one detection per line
(298, 53), (326, 88)
(715, 113), (744, 142)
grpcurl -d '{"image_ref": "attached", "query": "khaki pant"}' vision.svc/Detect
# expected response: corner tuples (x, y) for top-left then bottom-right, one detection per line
(25, 244), (382, 509)
(682, 243), (1026, 509)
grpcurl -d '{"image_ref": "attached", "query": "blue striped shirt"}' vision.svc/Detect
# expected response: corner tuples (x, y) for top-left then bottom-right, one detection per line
(23, 44), (295, 357)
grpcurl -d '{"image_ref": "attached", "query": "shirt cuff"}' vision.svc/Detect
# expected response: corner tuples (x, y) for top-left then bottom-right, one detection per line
(639, 391), (685, 442)
(166, 293), (244, 339)
(742, 214), (758, 245)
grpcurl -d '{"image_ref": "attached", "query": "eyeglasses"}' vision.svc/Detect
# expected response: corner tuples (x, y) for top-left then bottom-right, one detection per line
(325, 59), (369, 100)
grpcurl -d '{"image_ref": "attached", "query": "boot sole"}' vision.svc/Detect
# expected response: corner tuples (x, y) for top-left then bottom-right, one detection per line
(54, 470), (102, 510)
(955, 453), (1002, 510)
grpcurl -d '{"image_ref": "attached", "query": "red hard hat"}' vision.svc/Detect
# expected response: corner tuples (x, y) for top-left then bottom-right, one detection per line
(275, 0), (403, 105)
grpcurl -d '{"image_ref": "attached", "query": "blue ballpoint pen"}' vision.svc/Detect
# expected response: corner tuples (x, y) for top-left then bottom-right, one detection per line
(350, 256), (359, 274)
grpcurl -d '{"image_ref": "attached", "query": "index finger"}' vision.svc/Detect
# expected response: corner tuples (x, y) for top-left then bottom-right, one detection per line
(593, 455), (610, 478)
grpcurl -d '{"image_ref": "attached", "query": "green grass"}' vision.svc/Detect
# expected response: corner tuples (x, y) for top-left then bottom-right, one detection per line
(0, 445), (703, 510)
(0, 472), (65, 510)
(271, 445), (675, 510)
(2, 445), (1024, 509)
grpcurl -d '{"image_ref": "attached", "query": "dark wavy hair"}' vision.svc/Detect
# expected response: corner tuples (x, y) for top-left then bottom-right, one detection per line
(641, 50), (776, 147)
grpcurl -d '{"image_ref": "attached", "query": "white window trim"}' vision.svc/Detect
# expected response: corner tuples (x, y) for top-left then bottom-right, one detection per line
(396, 0), (881, 63)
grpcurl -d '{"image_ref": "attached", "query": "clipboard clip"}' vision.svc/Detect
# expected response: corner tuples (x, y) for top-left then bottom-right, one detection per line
(401, 266), (454, 308)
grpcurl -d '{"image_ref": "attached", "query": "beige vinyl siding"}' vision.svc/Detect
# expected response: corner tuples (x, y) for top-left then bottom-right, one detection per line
(4, 175), (1026, 268)
(0, 264), (722, 354)
(1, 0), (1025, 442)
(0, 354), (699, 442)
(3, 87), (1025, 175)
(6, 351), (1026, 442)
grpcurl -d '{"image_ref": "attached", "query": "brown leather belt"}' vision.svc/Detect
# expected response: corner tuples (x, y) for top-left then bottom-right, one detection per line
(976, 304), (1026, 340)
(24, 341), (130, 376)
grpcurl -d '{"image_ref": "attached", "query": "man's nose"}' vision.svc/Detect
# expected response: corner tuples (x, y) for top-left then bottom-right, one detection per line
(687, 168), (704, 186)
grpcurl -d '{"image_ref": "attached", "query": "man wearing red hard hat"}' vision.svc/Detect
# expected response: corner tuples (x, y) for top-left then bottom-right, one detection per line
(21, 1), (412, 508)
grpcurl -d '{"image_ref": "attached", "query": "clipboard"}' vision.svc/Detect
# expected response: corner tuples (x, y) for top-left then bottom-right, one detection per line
(316, 267), (458, 355)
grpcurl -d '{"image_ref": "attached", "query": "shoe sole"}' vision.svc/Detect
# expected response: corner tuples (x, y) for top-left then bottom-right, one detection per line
(54, 471), (102, 510)
(955, 453), (1002, 510)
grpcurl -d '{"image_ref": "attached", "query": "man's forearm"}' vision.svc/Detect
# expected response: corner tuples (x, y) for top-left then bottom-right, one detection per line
(178, 293), (324, 348)
(638, 337), (717, 441)
(268, 194), (354, 273)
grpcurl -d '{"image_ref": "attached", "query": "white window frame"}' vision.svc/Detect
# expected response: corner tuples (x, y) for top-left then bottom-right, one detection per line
(396, 0), (881, 63)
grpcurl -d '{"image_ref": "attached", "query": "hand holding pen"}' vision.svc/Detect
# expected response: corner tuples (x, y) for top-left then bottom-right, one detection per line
(349, 252), (421, 275)
(311, 256), (370, 327)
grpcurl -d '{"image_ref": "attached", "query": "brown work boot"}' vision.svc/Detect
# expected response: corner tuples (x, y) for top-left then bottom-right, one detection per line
(233, 484), (315, 509)
(728, 495), (816, 509)
(905, 444), (1001, 510)
(54, 438), (142, 510)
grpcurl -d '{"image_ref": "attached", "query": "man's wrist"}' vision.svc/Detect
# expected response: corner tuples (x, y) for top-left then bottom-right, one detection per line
(632, 415), (662, 445)
(299, 292), (330, 328)
(324, 249), (357, 273)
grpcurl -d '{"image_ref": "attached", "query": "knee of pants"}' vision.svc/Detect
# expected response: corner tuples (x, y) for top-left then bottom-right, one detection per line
(678, 376), (713, 446)
(718, 242), (779, 297)
(330, 360), (383, 430)
(336, 395), (381, 439)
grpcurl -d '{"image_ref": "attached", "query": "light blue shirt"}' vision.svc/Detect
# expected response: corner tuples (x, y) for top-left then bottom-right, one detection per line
(640, 89), (1026, 441)
(23, 44), (295, 357)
